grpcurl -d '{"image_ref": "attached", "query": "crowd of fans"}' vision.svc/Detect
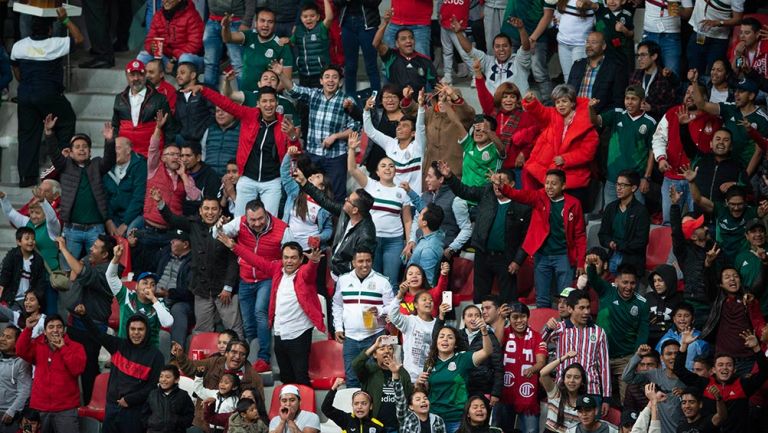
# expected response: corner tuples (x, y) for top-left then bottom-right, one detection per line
(0, 0), (766, 432)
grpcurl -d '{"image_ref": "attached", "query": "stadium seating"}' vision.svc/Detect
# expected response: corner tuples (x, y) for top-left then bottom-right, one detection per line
(78, 372), (109, 422)
(646, 226), (672, 271)
(308, 340), (345, 389)
(188, 332), (220, 359)
(528, 308), (559, 334)
(268, 384), (316, 419)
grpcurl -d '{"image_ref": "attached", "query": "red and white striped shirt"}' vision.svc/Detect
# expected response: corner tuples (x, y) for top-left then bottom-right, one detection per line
(545, 320), (611, 399)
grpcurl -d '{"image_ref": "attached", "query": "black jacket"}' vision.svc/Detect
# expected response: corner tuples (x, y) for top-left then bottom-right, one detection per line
(112, 84), (177, 143)
(155, 247), (194, 304)
(333, 0), (382, 30)
(567, 55), (628, 113)
(159, 204), (239, 298)
(446, 175), (530, 263)
(181, 162), (222, 216)
(143, 384), (195, 433)
(46, 134), (116, 224)
(0, 247), (45, 305)
(646, 264), (683, 344)
(302, 182), (377, 276)
(598, 197), (650, 272)
(175, 89), (215, 143)
(72, 260), (115, 324)
(670, 204), (709, 308)
(83, 313), (164, 407)
(322, 389), (386, 433)
(692, 154), (748, 206)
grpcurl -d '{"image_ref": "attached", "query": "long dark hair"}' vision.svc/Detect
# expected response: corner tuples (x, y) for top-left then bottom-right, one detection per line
(424, 325), (467, 371)
(556, 362), (588, 427)
(456, 395), (491, 433)
(294, 160), (332, 221)
(403, 264), (433, 291)
(16, 291), (43, 328)
(241, 387), (269, 420)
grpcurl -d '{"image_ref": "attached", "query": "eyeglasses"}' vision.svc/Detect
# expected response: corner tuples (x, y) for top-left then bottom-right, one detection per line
(615, 182), (633, 189)
(163, 151), (180, 157)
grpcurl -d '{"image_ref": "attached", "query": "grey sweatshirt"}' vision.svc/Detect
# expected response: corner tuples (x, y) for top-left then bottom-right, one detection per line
(622, 354), (685, 433)
(0, 353), (32, 418)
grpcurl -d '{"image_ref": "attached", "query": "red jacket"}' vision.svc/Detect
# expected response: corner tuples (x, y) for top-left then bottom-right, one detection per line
(521, 97), (598, 189)
(656, 105), (720, 181)
(476, 77), (538, 169)
(233, 214), (288, 283)
(16, 327), (86, 412)
(200, 87), (301, 176)
(155, 79), (178, 114)
(232, 243), (326, 332)
(144, 0), (204, 59)
(499, 185), (586, 267)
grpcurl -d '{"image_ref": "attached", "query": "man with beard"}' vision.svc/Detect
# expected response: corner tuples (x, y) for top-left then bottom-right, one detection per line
(567, 32), (627, 113)
(145, 59), (177, 113)
(691, 72), (768, 176)
(151, 190), (243, 338)
(112, 60), (176, 158)
(173, 62), (214, 145)
(178, 142), (221, 216)
(652, 83), (722, 225)
(734, 219), (768, 314)
(690, 128), (748, 208)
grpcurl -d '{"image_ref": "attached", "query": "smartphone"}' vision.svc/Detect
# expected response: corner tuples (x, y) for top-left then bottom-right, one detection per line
(371, 90), (378, 101)
(381, 335), (398, 345)
(284, 113), (293, 124)
(442, 291), (453, 308)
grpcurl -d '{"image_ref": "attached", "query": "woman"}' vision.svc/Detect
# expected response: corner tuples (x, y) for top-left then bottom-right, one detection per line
(358, 84), (407, 176)
(553, 0), (594, 82)
(455, 396), (502, 433)
(389, 289), (437, 382)
(474, 61), (538, 187)
(0, 290), (45, 338)
(521, 85), (599, 205)
(398, 263), (449, 316)
(419, 325), (493, 433)
(539, 351), (586, 433)
(334, 0), (382, 96)
(348, 131), (413, 285)
(705, 59), (735, 103)
(240, 388), (269, 423)
(322, 378), (385, 433)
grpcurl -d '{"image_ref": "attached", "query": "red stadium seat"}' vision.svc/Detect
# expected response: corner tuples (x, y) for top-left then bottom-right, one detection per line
(528, 308), (558, 334)
(116, 236), (132, 278)
(451, 257), (475, 303)
(646, 226), (672, 271)
(268, 384), (316, 419)
(308, 340), (345, 389)
(78, 372), (109, 422)
(605, 407), (622, 426)
(108, 298), (120, 331)
(189, 332), (220, 359)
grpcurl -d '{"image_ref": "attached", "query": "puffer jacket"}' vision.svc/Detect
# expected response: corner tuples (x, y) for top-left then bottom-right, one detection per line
(0, 248), (45, 305)
(144, 0), (204, 59)
(646, 264), (683, 344)
(46, 134), (116, 224)
(521, 97), (599, 189)
(333, 0), (381, 29)
(103, 152), (147, 227)
(143, 384), (195, 433)
(112, 84), (176, 157)
(203, 119), (240, 177)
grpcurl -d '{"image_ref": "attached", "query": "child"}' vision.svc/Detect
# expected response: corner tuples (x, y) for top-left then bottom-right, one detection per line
(322, 378), (385, 433)
(580, 0), (634, 69)
(438, 0), (471, 85)
(197, 368), (241, 433)
(395, 378), (446, 433)
(0, 227), (44, 310)
(588, 85), (657, 205)
(282, 0), (334, 88)
(646, 264), (683, 346)
(228, 398), (269, 433)
(389, 288), (437, 382)
(654, 302), (710, 370)
(106, 244), (174, 347)
(214, 329), (239, 357)
(144, 365), (195, 433)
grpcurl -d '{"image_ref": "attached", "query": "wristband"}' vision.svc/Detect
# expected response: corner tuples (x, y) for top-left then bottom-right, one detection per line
(61, 17), (70, 25)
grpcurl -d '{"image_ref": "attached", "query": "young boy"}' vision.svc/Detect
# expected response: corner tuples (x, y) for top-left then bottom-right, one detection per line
(589, 85), (657, 205)
(654, 302), (710, 370)
(144, 365), (195, 433)
(228, 398), (268, 433)
(282, 0), (334, 88)
(0, 227), (44, 310)
(495, 169), (586, 308)
(580, 0), (634, 70)
(107, 244), (174, 347)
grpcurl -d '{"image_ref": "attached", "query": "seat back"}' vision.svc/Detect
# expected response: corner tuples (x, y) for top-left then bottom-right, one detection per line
(528, 308), (559, 334)
(77, 372), (110, 422)
(188, 332), (220, 359)
(451, 257), (475, 303)
(308, 340), (345, 389)
(605, 407), (622, 426)
(646, 226), (672, 271)
(268, 384), (316, 419)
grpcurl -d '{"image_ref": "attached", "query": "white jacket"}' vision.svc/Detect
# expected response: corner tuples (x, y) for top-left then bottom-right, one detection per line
(333, 270), (393, 340)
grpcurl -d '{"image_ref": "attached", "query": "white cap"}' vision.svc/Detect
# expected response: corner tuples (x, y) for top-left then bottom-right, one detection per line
(280, 385), (301, 398)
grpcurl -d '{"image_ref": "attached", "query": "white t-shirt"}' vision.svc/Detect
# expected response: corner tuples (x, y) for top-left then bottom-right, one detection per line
(269, 410), (321, 433)
(364, 179), (411, 238)
(389, 298), (436, 382)
(643, 0), (693, 34)
(709, 86), (730, 103)
(689, 0), (744, 39)
(288, 197), (323, 250)
(273, 271), (314, 340)
(556, 0), (595, 46)
(17, 257), (31, 301)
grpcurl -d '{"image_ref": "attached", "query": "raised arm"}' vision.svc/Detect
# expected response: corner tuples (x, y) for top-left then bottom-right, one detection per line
(221, 13), (245, 44)
(539, 350), (577, 392)
(471, 321), (494, 365)
(449, 17), (474, 54)
(689, 70), (720, 115)
(346, 131), (368, 188)
(322, 0), (334, 29)
(680, 165), (714, 214)
(372, 9), (392, 57)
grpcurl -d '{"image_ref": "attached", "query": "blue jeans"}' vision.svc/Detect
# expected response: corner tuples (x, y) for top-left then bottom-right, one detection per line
(168, 301), (194, 349)
(661, 177), (693, 225)
(308, 153), (348, 203)
(234, 176), (283, 217)
(145, 0), (162, 28)
(343, 331), (384, 387)
(444, 421), (461, 433)
(136, 51), (204, 76)
(374, 236), (404, 286)
(383, 23), (431, 57)
(534, 253), (574, 308)
(239, 279), (272, 361)
(63, 224), (104, 261)
(341, 14), (381, 95)
(497, 404), (539, 433)
(203, 19), (244, 87)
(686, 34), (730, 79)
(642, 31), (682, 78)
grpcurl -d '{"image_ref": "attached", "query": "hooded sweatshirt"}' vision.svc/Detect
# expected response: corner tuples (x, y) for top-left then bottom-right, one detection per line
(0, 351), (31, 419)
(646, 264), (683, 344)
(83, 313), (165, 407)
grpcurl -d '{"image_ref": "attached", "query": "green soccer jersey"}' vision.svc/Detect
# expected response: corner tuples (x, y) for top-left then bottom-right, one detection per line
(714, 201), (756, 263)
(718, 102), (768, 169)
(500, 0), (554, 44)
(241, 32), (294, 93)
(602, 109), (656, 182)
(460, 133), (500, 188)
(735, 247), (768, 315)
(428, 351), (475, 423)
(115, 285), (164, 348)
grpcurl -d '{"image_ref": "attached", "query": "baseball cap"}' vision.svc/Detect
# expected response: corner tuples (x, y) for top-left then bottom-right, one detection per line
(736, 78), (758, 94)
(681, 214), (705, 240)
(135, 271), (158, 282)
(558, 287), (577, 298)
(171, 229), (190, 242)
(576, 395), (598, 410)
(621, 409), (639, 427)
(279, 384), (301, 398)
(746, 218), (766, 232)
(126, 60), (146, 74)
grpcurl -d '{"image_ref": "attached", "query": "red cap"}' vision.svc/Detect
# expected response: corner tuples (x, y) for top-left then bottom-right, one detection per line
(682, 214), (705, 240)
(126, 60), (146, 74)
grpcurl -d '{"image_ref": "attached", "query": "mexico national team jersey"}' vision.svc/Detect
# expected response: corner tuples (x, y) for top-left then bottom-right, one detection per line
(501, 327), (547, 414)
(601, 109), (657, 182)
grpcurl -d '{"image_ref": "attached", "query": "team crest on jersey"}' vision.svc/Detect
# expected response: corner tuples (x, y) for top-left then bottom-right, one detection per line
(504, 371), (515, 387)
(418, 67), (424, 76)
(630, 305), (639, 316)
(311, 34), (317, 42)
(396, 192), (402, 199)
(519, 382), (535, 398)
(639, 125), (647, 134)
(482, 151), (490, 161)
(448, 361), (457, 371)
(276, 105), (284, 114)
(568, 212), (574, 221)
(590, 334), (597, 342)
(265, 48), (274, 58)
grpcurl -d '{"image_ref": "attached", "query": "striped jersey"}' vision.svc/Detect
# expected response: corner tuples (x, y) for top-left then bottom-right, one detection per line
(363, 107), (426, 195)
(545, 319), (611, 399)
(332, 269), (394, 340)
(364, 179), (412, 237)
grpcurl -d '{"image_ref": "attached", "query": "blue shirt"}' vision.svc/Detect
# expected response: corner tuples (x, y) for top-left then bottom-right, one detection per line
(408, 230), (446, 286)
(655, 328), (710, 370)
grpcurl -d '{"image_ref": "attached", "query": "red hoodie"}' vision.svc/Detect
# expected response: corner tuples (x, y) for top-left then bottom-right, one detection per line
(656, 105), (720, 181)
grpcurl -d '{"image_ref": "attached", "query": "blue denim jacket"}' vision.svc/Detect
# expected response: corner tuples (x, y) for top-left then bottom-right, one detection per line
(408, 230), (446, 286)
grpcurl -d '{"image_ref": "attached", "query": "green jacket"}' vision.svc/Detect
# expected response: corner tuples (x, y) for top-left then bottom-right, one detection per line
(352, 349), (413, 418)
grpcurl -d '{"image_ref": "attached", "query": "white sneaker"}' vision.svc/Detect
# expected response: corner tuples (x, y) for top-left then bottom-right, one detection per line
(470, 78), (476, 88)
(455, 63), (470, 78)
(442, 77), (453, 86)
